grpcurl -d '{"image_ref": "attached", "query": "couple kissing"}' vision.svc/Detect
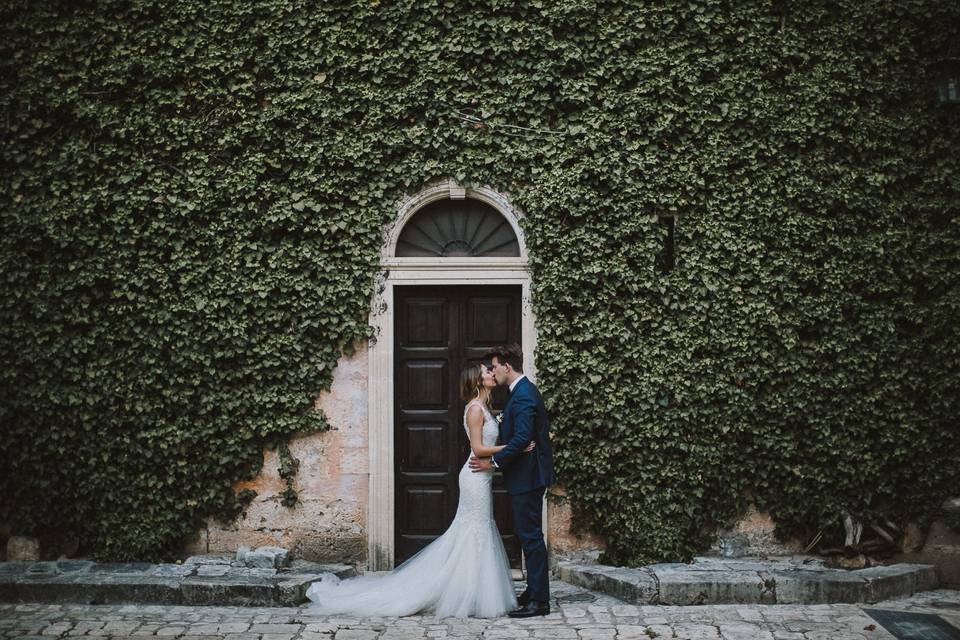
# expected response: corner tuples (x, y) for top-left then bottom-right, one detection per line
(306, 343), (555, 619)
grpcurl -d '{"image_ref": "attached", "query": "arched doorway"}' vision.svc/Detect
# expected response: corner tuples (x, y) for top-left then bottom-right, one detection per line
(366, 179), (539, 570)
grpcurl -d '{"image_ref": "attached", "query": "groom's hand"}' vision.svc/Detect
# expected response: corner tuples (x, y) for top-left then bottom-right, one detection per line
(468, 455), (492, 472)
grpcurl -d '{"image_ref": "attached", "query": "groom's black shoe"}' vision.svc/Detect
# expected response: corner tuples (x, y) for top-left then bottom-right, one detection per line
(516, 590), (531, 607)
(508, 601), (550, 618)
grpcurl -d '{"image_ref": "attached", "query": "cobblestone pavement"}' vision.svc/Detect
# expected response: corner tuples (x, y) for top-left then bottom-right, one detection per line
(1, 581), (958, 639)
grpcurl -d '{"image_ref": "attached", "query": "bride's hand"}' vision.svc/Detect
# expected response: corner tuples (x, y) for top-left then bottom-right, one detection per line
(523, 441), (536, 453)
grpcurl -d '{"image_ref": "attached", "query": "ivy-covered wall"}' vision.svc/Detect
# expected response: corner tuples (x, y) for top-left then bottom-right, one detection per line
(2, 0), (958, 564)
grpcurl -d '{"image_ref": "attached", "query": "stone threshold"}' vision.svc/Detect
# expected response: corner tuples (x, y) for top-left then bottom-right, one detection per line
(558, 556), (940, 606)
(0, 555), (355, 607)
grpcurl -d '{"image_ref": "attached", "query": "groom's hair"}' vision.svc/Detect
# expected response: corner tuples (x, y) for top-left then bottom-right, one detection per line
(485, 343), (523, 373)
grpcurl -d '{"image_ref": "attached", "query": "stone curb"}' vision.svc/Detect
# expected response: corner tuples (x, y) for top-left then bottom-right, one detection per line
(0, 559), (355, 607)
(558, 557), (939, 605)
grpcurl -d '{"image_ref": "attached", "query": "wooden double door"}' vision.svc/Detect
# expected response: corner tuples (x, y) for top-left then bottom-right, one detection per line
(394, 285), (522, 567)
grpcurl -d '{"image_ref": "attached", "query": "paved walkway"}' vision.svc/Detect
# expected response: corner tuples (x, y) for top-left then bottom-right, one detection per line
(2, 581), (958, 639)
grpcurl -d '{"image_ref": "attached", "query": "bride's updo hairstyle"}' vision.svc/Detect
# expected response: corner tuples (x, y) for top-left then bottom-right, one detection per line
(459, 364), (483, 402)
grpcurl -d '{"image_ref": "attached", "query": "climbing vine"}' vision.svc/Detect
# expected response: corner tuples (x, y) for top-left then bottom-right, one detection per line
(1, 0), (957, 563)
(276, 441), (300, 509)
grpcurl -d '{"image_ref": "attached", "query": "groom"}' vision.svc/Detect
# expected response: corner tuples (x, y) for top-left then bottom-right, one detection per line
(469, 343), (554, 618)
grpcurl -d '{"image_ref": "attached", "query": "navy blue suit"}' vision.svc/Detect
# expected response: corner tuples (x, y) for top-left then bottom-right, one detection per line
(491, 376), (554, 604)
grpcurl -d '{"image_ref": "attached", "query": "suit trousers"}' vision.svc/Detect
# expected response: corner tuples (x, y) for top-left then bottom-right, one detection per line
(511, 486), (549, 604)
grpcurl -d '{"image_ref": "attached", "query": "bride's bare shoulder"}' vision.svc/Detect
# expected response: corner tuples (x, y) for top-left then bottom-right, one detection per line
(464, 401), (487, 423)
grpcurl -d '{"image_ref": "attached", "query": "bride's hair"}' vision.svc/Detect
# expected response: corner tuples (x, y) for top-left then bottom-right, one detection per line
(459, 364), (487, 403)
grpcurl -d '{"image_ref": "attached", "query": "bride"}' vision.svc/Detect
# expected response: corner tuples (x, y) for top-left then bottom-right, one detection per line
(305, 362), (535, 618)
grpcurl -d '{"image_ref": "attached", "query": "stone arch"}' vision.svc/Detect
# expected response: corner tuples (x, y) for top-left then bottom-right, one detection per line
(382, 180), (529, 262)
(395, 198), (520, 257)
(366, 179), (539, 570)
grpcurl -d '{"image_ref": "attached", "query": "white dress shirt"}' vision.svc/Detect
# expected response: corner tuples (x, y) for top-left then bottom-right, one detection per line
(509, 374), (526, 393)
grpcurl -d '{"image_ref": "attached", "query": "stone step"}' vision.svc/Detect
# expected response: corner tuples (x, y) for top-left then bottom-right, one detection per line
(558, 557), (939, 605)
(0, 558), (355, 607)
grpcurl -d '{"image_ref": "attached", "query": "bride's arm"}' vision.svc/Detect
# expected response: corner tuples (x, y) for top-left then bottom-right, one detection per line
(466, 405), (504, 457)
(466, 405), (535, 458)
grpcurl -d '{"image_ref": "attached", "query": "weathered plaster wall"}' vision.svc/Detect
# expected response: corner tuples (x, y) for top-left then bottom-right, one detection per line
(710, 503), (805, 558)
(547, 492), (805, 564)
(185, 344), (369, 564)
(547, 487), (607, 563)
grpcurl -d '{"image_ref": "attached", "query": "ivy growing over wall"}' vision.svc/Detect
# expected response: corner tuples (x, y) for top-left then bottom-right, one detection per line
(1, 0), (958, 563)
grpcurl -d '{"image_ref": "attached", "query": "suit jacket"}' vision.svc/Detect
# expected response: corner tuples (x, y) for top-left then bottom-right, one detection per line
(491, 376), (555, 495)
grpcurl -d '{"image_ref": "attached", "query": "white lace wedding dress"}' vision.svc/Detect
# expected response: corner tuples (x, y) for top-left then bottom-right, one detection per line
(304, 400), (517, 618)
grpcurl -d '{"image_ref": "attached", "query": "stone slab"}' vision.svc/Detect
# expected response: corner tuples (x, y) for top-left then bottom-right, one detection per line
(0, 558), (353, 607)
(73, 575), (184, 605)
(180, 576), (277, 607)
(0, 574), (182, 605)
(150, 564), (197, 577)
(771, 568), (868, 604)
(274, 575), (326, 607)
(243, 547), (289, 569)
(654, 569), (766, 605)
(910, 563), (940, 592)
(55, 560), (95, 573)
(859, 565), (920, 603)
(558, 563), (658, 604)
(196, 565), (233, 577)
(184, 554), (234, 566)
(89, 562), (156, 574)
(283, 562), (356, 579)
(560, 559), (938, 606)
(24, 562), (59, 577)
(0, 563), (30, 575)
(277, 562), (357, 580)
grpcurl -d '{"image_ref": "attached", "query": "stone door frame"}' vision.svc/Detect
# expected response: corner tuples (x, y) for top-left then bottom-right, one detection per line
(367, 179), (539, 570)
